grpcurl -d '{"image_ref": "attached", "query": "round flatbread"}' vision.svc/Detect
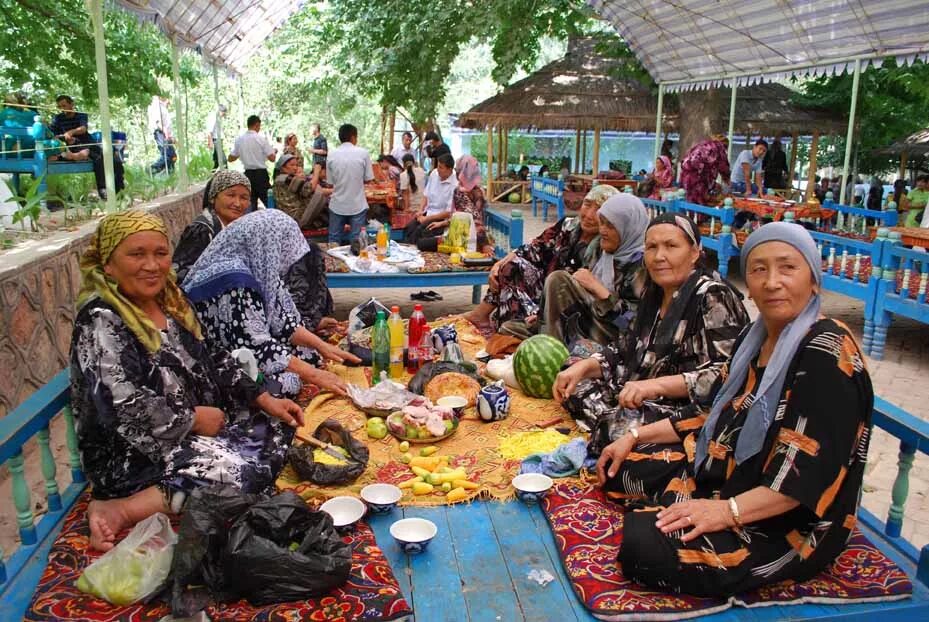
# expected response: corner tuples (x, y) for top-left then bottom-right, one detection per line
(424, 372), (481, 407)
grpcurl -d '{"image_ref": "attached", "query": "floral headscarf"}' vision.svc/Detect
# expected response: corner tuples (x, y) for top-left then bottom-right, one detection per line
(583, 183), (619, 207)
(456, 155), (482, 192)
(653, 155), (673, 188)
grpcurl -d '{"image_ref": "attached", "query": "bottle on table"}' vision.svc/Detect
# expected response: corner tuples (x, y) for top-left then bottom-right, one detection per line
(385, 224), (392, 257)
(371, 310), (390, 384)
(406, 303), (427, 373)
(388, 305), (405, 379)
(376, 224), (388, 260)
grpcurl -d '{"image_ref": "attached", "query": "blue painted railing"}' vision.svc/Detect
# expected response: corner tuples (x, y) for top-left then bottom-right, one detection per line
(529, 175), (565, 222)
(870, 232), (929, 360)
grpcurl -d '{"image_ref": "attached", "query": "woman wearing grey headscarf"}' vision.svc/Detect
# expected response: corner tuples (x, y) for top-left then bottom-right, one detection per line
(501, 193), (648, 345)
(596, 222), (873, 597)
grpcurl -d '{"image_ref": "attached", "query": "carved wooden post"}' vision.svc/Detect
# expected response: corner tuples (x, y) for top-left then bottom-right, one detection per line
(37, 426), (61, 512)
(63, 406), (86, 483)
(886, 441), (916, 538)
(9, 451), (36, 545)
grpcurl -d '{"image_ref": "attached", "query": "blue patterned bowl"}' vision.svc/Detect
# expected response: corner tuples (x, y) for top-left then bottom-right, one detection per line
(320, 496), (366, 529)
(360, 484), (402, 514)
(390, 518), (438, 554)
(512, 473), (553, 504)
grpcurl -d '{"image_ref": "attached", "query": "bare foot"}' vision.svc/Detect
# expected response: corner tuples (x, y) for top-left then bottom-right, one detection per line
(88, 499), (131, 552)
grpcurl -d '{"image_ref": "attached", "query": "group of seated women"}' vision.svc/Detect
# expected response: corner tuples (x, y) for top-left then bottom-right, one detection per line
(71, 166), (872, 598)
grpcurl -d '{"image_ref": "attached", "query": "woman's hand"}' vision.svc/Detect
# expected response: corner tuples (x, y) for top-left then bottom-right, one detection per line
(316, 341), (362, 365)
(655, 499), (734, 543)
(306, 367), (348, 396)
(254, 393), (304, 428)
(572, 268), (610, 299)
(551, 359), (598, 403)
(595, 433), (637, 484)
(317, 317), (339, 331)
(192, 406), (226, 436)
(618, 379), (661, 408)
(417, 214), (428, 224)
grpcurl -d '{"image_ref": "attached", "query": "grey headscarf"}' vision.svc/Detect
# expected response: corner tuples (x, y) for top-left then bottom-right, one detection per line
(207, 169), (251, 207)
(696, 222), (822, 469)
(274, 152), (297, 177)
(590, 194), (649, 288)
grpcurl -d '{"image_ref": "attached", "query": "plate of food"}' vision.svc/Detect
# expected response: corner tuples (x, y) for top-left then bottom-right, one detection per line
(386, 402), (459, 443)
(347, 380), (422, 418)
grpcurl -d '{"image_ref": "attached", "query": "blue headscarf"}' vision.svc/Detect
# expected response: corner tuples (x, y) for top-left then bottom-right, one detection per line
(695, 222), (822, 468)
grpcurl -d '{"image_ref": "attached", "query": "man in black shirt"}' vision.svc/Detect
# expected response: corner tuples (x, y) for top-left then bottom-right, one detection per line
(310, 123), (328, 167)
(423, 130), (450, 171)
(49, 94), (124, 199)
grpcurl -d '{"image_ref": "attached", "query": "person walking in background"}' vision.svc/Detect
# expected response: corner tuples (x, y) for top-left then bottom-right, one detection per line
(310, 123), (328, 167)
(679, 134), (730, 205)
(762, 138), (788, 190)
(326, 123), (374, 244)
(228, 114), (276, 210)
(205, 104), (227, 171)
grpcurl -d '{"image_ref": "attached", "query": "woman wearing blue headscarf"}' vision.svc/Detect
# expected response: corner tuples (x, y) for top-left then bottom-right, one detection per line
(596, 222), (873, 596)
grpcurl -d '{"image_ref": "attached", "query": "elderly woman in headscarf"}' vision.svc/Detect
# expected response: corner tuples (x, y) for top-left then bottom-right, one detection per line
(500, 193), (649, 345)
(637, 155), (674, 199)
(273, 152), (330, 230)
(173, 170), (251, 284)
(183, 210), (358, 399)
(680, 134), (731, 205)
(70, 211), (304, 551)
(464, 184), (620, 332)
(594, 222), (872, 597)
(553, 212), (749, 436)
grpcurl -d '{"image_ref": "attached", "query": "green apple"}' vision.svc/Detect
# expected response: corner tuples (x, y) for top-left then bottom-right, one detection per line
(366, 417), (388, 439)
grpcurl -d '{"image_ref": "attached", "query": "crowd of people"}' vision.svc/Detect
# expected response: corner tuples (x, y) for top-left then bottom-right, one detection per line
(69, 120), (875, 601)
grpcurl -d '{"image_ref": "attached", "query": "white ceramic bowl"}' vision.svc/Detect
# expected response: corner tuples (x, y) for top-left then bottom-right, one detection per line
(389, 517), (438, 554)
(437, 395), (468, 416)
(320, 496), (366, 527)
(512, 473), (554, 504)
(360, 484), (403, 514)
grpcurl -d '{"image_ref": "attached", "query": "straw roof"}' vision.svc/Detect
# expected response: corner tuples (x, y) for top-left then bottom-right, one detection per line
(457, 37), (844, 135)
(875, 128), (929, 157)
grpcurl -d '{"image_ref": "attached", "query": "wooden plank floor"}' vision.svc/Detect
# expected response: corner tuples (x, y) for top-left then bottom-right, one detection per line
(367, 499), (929, 622)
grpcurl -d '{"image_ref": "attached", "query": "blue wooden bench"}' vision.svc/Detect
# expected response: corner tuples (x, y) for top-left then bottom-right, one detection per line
(0, 122), (94, 197)
(3, 369), (926, 620)
(870, 232), (929, 361)
(530, 175), (566, 221)
(326, 207), (524, 304)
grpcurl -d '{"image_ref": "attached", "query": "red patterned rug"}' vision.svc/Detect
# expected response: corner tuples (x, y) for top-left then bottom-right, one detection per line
(541, 480), (913, 621)
(25, 492), (412, 622)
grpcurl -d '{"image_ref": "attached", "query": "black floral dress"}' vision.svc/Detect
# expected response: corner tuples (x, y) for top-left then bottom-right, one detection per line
(618, 319), (874, 597)
(484, 216), (592, 327)
(172, 210), (222, 285)
(69, 300), (293, 506)
(284, 242), (334, 331)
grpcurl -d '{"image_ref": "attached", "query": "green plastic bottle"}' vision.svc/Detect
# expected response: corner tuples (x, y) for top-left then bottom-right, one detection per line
(371, 310), (390, 384)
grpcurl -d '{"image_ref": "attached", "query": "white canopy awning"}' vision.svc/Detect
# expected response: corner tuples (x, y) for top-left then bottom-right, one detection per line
(114, 0), (304, 73)
(586, 0), (929, 91)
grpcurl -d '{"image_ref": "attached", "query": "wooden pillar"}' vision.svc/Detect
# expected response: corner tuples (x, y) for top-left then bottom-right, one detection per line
(388, 110), (396, 151)
(592, 128), (601, 177)
(502, 130), (509, 174)
(486, 127), (494, 197)
(497, 127), (504, 180)
(581, 130), (588, 174)
(804, 130), (820, 203)
(574, 128), (581, 174)
(786, 131), (799, 191)
(899, 151), (909, 180)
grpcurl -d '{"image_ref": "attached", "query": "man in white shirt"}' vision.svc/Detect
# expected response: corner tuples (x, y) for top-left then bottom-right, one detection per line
(326, 123), (374, 244)
(403, 153), (458, 247)
(228, 114), (276, 209)
(390, 131), (416, 163)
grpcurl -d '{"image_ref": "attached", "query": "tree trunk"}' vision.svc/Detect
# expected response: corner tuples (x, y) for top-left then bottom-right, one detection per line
(677, 88), (727, 158)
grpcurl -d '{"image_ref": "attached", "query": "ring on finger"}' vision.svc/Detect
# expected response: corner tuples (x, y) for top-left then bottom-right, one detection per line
(686, 515), (692, 524)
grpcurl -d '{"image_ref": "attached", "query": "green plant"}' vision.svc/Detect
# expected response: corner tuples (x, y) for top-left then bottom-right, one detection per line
(4, 176), (59, 232)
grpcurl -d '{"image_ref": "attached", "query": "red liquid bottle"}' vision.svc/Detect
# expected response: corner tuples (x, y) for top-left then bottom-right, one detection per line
(406, 303), (427, 373)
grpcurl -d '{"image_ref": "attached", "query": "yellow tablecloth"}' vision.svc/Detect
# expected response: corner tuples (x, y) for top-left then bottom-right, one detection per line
(276, 317), (581, 505)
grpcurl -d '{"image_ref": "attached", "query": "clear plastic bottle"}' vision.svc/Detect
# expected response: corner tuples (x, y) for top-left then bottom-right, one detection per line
(406, 304), (427, 373)
(371, 310), (390, 384)
(388, 305), (404, 379)
(376, 224), (388, 260)
(385, 224), (392, 257)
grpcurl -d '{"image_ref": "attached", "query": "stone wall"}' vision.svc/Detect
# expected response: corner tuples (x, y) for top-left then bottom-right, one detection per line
(0, 185), (205, 417)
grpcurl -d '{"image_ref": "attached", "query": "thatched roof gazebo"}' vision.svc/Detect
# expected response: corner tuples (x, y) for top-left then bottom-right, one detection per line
(875, 128), (929, 179)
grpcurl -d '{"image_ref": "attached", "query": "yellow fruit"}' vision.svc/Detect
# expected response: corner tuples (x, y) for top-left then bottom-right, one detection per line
(412, 482), (435, 495)
(432, 468), (467, 484)
(411, 466), (431, 478)
(399, 452), (413, 464)
(441, 482), (452, 493)
(398, 476), (424, 489)
(419, 446), (439, 457)
(446, 487), (469, 503)
(409, 456), (441, 471)
(452, 479), (479, 490)
(398, 441), (410, 453)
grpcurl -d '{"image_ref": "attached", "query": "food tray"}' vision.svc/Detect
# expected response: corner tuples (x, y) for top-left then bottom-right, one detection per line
(386, 412), (459, 444)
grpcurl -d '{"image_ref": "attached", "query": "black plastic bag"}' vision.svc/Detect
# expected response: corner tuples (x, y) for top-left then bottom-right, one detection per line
(407, 361), (485, 395)
(168, 486), (351, 615)
(287, 418), (369, 485)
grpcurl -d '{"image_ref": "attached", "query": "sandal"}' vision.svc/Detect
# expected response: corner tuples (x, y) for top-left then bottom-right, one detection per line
(411, 291), (431, 301)
(425, 290), (443, 301)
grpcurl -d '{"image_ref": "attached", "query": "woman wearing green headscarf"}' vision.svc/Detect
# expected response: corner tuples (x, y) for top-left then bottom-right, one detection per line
(71, 210), (303, 552)
(464, 184), (619, 332)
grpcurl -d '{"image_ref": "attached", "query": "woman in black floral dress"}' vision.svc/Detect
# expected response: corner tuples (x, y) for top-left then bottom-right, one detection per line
(597, 222), (873, 596)
(70, 211), (303, 551)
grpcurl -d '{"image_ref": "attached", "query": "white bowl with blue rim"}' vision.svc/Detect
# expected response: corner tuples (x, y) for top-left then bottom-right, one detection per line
(360, 483), (402, 514)
(512, 473), (553, 504)
(320, 496), (366, 528)
(390, 517), (438, 554)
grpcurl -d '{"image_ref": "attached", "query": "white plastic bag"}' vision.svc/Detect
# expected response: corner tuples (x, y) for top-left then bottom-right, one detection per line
(76, 512), (177, 605)
(448, 212), (477, 252)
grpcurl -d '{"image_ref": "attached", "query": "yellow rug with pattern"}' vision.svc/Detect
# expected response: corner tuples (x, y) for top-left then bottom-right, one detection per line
(275, 317), (581, 506)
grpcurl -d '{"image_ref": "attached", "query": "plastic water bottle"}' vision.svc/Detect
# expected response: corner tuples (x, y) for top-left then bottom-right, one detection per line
(406, 304), (427, 373)
(388, 305), (404, 379)
(371, 310), (390, 384)
(385, 224), (392, 257)
(376, 224), (388, 260)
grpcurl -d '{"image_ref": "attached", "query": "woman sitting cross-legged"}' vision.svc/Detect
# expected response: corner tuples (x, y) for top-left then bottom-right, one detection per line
(464, 185), (619, 333)
(71, 211), (304, 551)
(552, 213), (749, 437)
(598, 222), (873, 597)
(173, 170), (251, 284)
(183, 210), (359, 399)
(500, 193), (649, 345)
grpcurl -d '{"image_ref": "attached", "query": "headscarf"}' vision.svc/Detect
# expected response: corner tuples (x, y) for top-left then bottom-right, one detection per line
(182, 210), (310, 335)
(77, 210), (202, 352)
(696, 222), (822, 469)
(653, 155), (673, 188)
(583, 183), (619, 208)
(590, 194), (648, 288)
(274, 152), (297, 177)
(206, 169), (251, 208)
(456, 155), (482, 192)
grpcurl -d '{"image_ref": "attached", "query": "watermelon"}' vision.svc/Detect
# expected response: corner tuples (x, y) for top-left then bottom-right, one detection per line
(508, 192), (521, 203)
(512, 335), (570, 398)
